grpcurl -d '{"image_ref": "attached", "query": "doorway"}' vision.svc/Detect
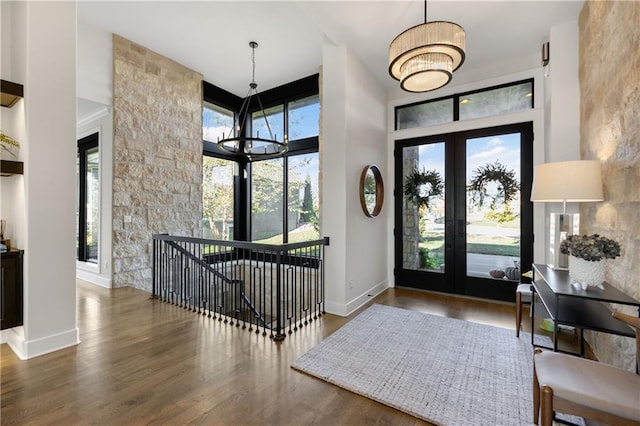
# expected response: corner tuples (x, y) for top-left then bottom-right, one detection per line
(394, 122), (533, 302)
(77, 132), (100, 264)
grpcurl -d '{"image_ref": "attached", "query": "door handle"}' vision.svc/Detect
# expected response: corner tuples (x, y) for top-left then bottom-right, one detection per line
(457, 219), (465, 235)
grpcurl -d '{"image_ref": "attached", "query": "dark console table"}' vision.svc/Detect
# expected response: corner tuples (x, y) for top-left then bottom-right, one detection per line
(531, 263), (640, 356)
(1, 249), (24, 330)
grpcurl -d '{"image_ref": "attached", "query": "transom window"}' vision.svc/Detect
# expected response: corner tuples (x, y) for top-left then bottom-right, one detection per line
(395, 79), (533, 130)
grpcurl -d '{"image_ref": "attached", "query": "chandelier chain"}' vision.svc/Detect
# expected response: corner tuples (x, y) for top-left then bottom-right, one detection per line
(424, 0), (427, 24)
(216, 41), (287, 159)
(249, 41), (258, 89)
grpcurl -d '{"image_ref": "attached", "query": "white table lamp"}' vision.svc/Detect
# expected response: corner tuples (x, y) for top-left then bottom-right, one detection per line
(531, 160), (603, 269)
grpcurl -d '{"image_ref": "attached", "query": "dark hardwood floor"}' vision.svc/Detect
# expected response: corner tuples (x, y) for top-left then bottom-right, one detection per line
(1, 281), (546, 425)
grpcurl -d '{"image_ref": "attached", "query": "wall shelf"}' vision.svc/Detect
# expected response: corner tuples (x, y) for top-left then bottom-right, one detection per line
(1, 79), (24, 108)
(1, 160), (24, 176)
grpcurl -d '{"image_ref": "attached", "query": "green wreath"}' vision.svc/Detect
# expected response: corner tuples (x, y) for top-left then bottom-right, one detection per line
(467, 161), (520, 212)
(403, 168), (444, 210)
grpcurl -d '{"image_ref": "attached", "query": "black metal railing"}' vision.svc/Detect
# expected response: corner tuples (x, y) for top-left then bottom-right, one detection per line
(152, 235), (329, 341)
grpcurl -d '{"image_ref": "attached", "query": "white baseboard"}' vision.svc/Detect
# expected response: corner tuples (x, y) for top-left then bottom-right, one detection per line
(7, 327), (80, 360)
(0, 326), (24, 346)
(325, 280), (390, 317)
(76, 268), (112, 288)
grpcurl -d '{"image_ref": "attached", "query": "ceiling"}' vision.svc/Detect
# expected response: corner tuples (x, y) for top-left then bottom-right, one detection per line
(78, 0), (584, 99)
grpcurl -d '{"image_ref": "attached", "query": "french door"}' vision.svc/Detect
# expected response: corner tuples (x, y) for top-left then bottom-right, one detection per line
(394, 123), (533, 302)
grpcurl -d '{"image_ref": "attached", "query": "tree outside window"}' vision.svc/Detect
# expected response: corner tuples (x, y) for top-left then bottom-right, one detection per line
(202, 157), (234, 240)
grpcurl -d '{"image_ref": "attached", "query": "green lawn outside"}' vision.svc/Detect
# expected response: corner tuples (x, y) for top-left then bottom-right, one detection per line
(254, 227), (319, 245)
(420, 232), (520, 257)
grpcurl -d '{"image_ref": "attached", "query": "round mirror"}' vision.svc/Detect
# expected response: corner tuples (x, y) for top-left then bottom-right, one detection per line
(359, 165), (384, 217)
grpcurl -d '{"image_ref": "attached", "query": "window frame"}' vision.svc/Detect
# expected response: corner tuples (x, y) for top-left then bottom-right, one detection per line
(203, 74), (320, 243)
(77, 132), (99, 263)
(394, 78), (534, 130)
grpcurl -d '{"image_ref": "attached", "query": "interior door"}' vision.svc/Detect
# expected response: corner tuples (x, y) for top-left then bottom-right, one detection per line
(394, 122), (533, 302)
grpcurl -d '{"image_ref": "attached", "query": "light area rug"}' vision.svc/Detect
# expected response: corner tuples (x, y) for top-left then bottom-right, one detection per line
(292, 304), (581, 426)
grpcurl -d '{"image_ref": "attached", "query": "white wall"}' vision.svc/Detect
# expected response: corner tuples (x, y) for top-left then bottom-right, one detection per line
(322, 38), (389, 316)
(2, 1), (79, 359)
(544, 21), (580, 162)
(344, 44), (388, 313)
(76, 23), (113, 287)
(1, 1), (27, 249)
(321, 40), (348, 314)
(539, 20), (581, 264)
(77, 21), (112, 106)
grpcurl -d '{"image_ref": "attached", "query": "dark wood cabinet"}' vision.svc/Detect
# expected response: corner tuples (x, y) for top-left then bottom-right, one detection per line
(1, 249), (23, 330)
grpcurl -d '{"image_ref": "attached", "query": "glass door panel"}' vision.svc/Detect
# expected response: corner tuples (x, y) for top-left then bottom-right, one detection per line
(402, 142), (446, 273)
(465, 133), (521, 280)
(395, 123), (533, 302)
(395, 136), (453, 294)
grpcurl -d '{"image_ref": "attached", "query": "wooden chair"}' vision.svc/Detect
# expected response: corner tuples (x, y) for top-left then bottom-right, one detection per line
(516, 283), (532, 337)
(533, 311), (640, 426)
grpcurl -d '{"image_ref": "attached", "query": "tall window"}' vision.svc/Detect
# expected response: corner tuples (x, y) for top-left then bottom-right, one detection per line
(250, 92), (320, 243)
(203, 157), (235, 240)
(287, 153), (320, 242)
(288, 95), (320, 140)
(77, 133), (99, 263)
(252, 105), (284, 142)
(202, 102), (236, 240)
(203, 101), (233, 143)
(251, 158), (284, 243)
(203, 75), (320, 243)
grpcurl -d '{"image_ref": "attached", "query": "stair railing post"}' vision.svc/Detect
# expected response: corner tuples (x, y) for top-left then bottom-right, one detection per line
(274, 247), (286, 341)
(151, 236), (157, 299)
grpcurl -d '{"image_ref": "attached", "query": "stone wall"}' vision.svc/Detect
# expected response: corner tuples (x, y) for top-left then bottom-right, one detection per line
(402, 147), (420, 269)
(579, 1), (640, 371)
(112, 35), (203, 291)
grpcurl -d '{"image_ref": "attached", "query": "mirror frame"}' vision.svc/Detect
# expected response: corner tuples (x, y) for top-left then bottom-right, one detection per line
(359, 164), (384, 217)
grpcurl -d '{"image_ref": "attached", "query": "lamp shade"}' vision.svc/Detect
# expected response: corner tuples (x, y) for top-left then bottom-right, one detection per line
(531, 160), (604, 202)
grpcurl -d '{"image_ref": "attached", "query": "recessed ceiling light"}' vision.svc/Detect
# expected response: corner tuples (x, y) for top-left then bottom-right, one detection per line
(525, 92), (533, 97)
(460, 98), (471, 104)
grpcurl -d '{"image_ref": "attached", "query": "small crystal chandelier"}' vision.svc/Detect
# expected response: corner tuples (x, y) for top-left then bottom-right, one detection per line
(218, 41), (288, 158)
(388, 0), (466, 92)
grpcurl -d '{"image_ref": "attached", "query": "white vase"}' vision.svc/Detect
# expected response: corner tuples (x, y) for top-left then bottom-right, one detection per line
(568, 256), (605, 290)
